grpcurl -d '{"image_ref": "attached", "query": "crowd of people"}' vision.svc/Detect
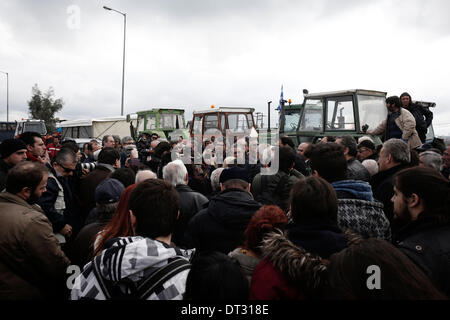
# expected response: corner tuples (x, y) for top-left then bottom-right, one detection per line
(0, 95), (449, 301)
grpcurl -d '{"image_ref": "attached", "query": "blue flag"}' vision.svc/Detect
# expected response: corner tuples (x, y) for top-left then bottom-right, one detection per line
(277, 85), (283, 112)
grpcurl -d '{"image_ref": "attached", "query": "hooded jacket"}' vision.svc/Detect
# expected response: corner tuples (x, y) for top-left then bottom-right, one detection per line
(184, 188), (262, 254)
(332, 180), (391, 240)
(250, 224), (347, 300)
(404, 103), (433, 143)
(71, 236), (194, 300)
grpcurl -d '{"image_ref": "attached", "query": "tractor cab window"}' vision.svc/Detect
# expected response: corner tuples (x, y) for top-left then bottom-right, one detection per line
(160, 114), (177, 129)
(176, 115), (185, 129)
(326, 96), (355, 131)
(228, 114), (249, 133)
(299, 99), (323, 131)
(284, 109), (301, 132)
(247, 114), (254, 129)
(146, 114), (156, 130)
(357, 95), (387, 133)
(193, 116), (202, 134)
(137, 116), (145, 133)
(24, 122), (47, 136)
(204, 114), (219, 135)
(221, 114), (226, 135)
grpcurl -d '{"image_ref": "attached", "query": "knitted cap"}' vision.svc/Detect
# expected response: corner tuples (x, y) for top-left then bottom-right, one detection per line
(0, 139), (27, 159)
(219, 167), (250, 184)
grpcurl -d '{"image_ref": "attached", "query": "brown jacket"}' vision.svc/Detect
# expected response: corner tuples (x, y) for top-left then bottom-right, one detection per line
(368, 107), (422, 149)
(0, 192), (70, 300)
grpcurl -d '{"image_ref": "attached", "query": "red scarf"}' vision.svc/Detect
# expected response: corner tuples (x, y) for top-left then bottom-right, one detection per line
(26, 152), (42, 163)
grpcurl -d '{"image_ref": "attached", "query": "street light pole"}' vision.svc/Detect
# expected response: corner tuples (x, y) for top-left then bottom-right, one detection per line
(103, 6), (126, 116)
(0, 71), (8, 122)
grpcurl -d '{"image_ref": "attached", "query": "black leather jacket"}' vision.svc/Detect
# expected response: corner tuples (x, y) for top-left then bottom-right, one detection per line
(405, 103), (433, 143)
(172, 184), (209, 248)
(394, 214), (450, 297)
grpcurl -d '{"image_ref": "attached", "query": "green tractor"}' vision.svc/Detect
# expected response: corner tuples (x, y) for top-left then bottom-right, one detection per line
(126, 108), (190, 142)
(279, 89), (388, 146)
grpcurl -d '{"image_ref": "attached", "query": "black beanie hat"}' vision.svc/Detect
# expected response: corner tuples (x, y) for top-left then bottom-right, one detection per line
(219, 167), (250, 184)
(0, 139), (27, 159)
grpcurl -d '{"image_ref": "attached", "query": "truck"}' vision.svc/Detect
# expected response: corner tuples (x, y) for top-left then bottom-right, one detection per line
(279, 89), (388, 146)
(14, 119), (47, 138)
(57, 116), (136, 143)
(127, 108), (189, 141)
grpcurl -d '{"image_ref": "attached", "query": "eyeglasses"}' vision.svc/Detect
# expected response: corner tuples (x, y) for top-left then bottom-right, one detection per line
(58, 163), (75, 173)
(358, 147), (371, 153)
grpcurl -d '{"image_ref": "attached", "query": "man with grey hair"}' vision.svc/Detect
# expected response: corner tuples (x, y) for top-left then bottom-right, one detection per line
(210, 167), (225, 198)
(121, 136), (134, 146)
(361, 159), (379, 176)
(371, 139), (411, 225)
(162, 160), (208, 247)
(419, 150), (443, 172)
(120, 136), (136, 167)
(135, 169), (157, 183)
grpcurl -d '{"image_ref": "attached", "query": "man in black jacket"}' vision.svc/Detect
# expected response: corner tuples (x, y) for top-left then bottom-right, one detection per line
(184, 167), (261, 254)
(162, 159), (209, 248)
(371, 139), (411, 225)
(336, 135), (371, 182)
(400, 92), (433, 143)
(38, 148), (79, 246)
(392, 166), (450, 296)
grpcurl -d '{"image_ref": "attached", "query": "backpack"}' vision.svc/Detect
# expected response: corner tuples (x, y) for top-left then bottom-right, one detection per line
(255, 173), (290, 210)
(91, 255), (191, 300)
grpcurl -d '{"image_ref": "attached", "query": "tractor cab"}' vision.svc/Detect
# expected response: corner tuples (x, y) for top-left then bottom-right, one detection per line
(127, 108), (188, 142)
(281, 89), (388, 146)
(190, 107), (257, 143)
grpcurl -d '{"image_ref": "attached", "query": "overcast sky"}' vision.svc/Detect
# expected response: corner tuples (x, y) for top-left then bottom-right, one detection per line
(1, 0), (450, 135)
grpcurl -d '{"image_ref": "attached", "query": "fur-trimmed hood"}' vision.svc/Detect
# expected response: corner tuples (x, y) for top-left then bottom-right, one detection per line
(260, 229), (362, 296)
